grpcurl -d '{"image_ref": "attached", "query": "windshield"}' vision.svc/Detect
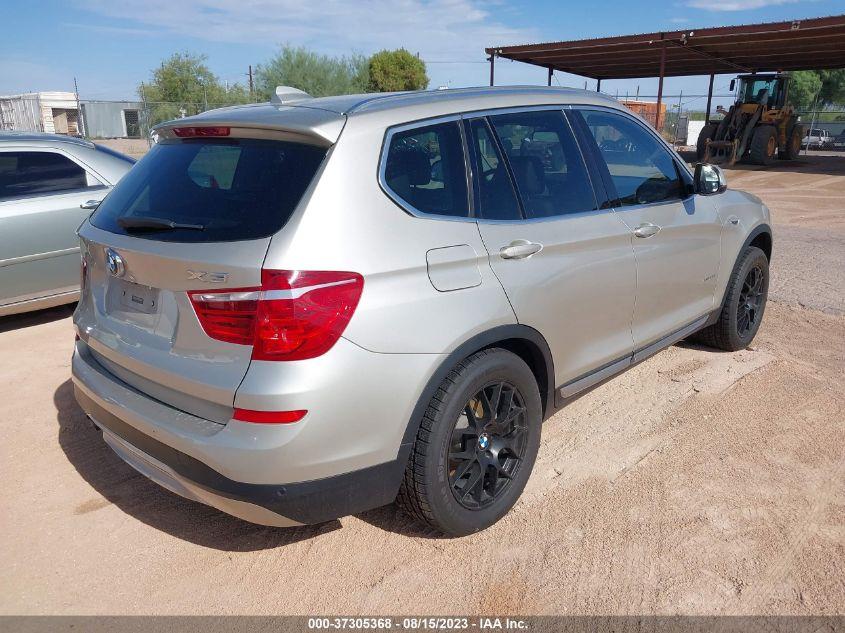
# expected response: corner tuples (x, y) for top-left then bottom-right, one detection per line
(740, 78), (782, 108)
(90, 138), (326, 242)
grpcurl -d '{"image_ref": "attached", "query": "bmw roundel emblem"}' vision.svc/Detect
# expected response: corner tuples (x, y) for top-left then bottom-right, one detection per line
(105, 248), (125, 278)
(477, 433), (490, 451)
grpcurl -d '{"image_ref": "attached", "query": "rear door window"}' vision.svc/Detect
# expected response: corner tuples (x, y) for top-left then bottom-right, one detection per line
(465, 117), (522, 221)
(0, 151), (90, 200)
(382, 121), (469, 218)
(578, 109), (684, 206)
(488, 109), (597, 218)
(90, 138), (327, 242)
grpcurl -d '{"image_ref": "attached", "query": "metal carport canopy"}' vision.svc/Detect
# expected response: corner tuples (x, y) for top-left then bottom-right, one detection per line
(485, 15), (845, 80)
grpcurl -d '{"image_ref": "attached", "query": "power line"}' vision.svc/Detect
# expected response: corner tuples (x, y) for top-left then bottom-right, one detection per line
(423, 60), (489, 64)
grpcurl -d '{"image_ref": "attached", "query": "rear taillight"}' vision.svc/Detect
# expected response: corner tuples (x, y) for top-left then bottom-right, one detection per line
(188, 270), (364, 361)
(80, 257), (88, 294)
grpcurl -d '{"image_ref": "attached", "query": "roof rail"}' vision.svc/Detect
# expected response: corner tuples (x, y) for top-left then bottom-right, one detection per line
(271, 86), (313, 104)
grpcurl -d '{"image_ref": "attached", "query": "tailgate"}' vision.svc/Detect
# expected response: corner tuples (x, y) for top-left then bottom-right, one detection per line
(76, 224), (270, 424)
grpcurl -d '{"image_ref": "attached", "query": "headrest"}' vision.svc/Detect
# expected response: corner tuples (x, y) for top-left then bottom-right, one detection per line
(386, 148), (431, 187)
(508, 155), (545, 195)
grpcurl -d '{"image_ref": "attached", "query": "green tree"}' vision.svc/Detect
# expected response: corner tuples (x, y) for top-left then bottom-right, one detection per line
(367, 49), (428, 92)
(138, 52), (250, 126)
(255, 46), (368, 99)
(817, 69), (845, 106)
(789, 71), (823, 110)
(789, 69), (845, 110)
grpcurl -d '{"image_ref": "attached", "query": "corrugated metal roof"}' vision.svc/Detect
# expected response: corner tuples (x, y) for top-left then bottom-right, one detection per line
(486, 14), (845, 79)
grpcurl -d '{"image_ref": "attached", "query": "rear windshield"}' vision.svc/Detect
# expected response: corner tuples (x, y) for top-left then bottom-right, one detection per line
(90, 138), (327, 242)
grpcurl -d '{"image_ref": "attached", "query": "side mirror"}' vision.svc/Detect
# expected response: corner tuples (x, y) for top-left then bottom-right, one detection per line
(729, 79), (736, 92)
(694, 163), (727, 195)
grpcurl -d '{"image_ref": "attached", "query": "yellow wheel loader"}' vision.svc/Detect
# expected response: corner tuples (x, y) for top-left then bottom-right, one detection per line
(697, 74), (803, 166)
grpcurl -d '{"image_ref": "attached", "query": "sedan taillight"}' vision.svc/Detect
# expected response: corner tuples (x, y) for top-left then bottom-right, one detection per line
(188, 270), (364, 361)
(80, 257), (88, 294)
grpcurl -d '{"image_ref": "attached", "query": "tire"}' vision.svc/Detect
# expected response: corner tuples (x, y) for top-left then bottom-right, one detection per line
(696, 123), (719, 161)
(397, 348), (542, 536)
(780, 126), (802, 160)
(748, 125), (778, 165)
(693, 246), (769, 352)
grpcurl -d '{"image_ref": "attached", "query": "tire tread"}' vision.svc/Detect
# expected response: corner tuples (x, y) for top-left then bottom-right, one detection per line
(397, 349), (501, 529)
(693, 246), (767, 351)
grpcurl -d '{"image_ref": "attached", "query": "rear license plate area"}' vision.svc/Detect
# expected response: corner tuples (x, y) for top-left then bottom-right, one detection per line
(115, 280), (159, 315)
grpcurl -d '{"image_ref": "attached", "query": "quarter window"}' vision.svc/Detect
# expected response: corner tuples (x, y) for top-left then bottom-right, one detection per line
(0, 151), (89, 200)
(488, 109), (597, 218)
(579, 110), (684, 206)
(383, 121), (468, 218)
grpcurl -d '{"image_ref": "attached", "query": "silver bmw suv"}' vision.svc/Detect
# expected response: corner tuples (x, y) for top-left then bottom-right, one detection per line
(72, 86), (772, 536)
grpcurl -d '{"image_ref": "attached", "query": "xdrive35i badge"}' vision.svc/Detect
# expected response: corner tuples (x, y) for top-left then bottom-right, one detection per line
(105, 248), (125, 278)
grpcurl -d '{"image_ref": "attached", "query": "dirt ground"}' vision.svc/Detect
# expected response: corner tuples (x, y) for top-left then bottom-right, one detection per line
(1, 155), (843, 616)
(94, 138), (151, 160)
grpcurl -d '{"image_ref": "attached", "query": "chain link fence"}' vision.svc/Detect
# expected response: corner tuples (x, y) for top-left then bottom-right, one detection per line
(604, 91), (845, 150)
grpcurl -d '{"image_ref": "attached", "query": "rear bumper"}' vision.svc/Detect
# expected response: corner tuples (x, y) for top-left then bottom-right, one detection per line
(74, 386), (406, 525)
(71, 340), (425, 525)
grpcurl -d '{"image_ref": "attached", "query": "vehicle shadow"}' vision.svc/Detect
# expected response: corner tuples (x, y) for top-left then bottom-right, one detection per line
(679, 149), (845, 176)
(0, 303), (75, 334)
(54, 379), (341, 550)
(724, 153), (845, 176)
(356, 504), (448, 540)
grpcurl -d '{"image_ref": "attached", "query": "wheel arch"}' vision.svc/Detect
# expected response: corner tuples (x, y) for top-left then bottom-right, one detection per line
(713, 223), (772, 320)
(748, 228), (772, 261)
(395, 325), (555, 478)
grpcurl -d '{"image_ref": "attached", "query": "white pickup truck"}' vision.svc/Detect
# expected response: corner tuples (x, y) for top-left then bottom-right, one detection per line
(802, 128), (832, 149)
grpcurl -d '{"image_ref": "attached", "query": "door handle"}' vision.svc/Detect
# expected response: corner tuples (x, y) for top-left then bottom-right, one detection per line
(80, 200), (102, 210)
(499, 239), (543, 260)
(633, 223), (661, 238)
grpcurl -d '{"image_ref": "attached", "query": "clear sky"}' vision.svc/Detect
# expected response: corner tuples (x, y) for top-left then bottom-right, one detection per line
(3, 0), (843, 109)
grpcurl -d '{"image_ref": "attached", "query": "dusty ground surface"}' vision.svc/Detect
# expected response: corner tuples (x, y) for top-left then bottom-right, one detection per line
(1, 155), (843, 616)
(93, 138), (151, 160)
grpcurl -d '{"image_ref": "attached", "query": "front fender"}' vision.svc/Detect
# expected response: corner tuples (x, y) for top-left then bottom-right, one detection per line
(711, 188), (771, 300)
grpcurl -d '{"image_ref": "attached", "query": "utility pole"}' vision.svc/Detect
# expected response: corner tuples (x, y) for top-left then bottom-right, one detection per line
(673, 90), (683, 147)
(139, 81), (151, 148)
(73, 77), (85, 138)
(248, 65), (254, 102)
(805, 89), (822, 156)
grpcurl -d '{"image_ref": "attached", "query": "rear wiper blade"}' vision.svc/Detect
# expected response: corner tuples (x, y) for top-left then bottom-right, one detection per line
(117, 216), (205, 231)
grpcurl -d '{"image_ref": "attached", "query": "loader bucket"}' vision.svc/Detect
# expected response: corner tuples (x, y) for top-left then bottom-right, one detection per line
(703, 139), (738, 166)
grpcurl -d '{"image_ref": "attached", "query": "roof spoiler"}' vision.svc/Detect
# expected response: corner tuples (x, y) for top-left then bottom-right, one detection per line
(271, 86), (313, 104)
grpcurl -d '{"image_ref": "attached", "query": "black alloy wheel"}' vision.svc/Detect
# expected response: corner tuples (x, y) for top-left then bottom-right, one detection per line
(448, 381), (528, 510)
(397, 348), (542, 536)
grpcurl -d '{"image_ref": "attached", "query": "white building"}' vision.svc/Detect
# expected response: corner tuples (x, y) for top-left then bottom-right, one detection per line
(0, 91), (80, 135)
